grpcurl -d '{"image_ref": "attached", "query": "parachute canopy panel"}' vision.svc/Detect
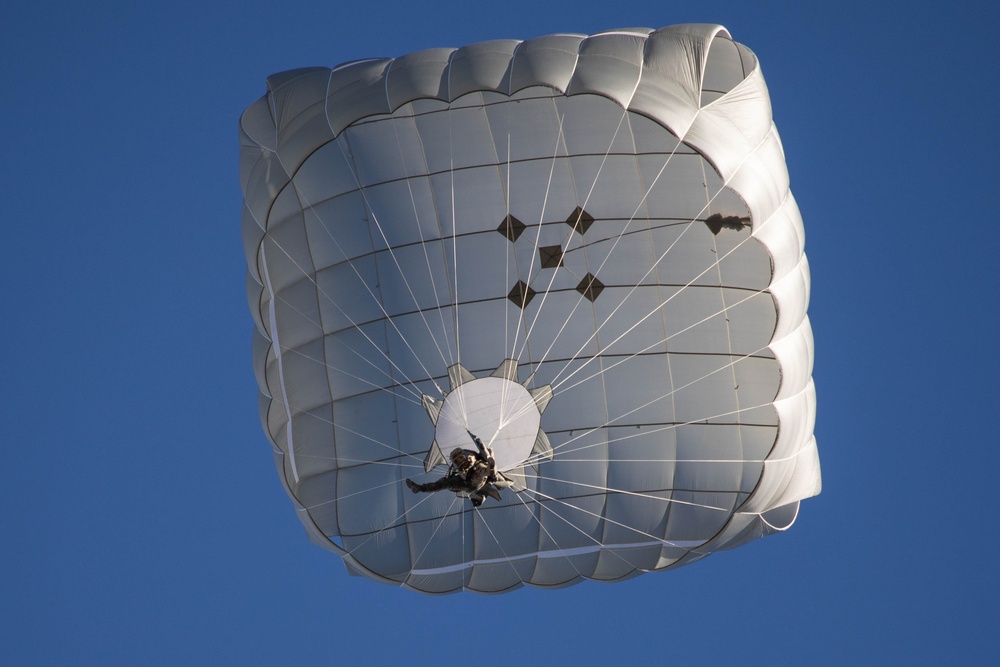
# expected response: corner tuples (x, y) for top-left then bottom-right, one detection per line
(239, 24), (820, 594)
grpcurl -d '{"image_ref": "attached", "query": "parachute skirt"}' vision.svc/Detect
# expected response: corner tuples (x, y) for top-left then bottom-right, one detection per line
(239, 24), (820, 594)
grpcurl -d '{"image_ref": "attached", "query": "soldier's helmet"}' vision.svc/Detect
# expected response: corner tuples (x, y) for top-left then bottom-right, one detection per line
(450, 448), (474, 473)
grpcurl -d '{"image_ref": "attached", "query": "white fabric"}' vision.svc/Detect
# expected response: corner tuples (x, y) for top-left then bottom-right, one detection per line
(239, 24), (820, 593)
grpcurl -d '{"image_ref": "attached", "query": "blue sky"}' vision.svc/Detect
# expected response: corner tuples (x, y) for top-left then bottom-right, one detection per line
(3, 1), (998, 664)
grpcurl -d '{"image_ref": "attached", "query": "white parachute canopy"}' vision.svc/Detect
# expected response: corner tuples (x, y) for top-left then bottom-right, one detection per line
(239, 24), (820, 594)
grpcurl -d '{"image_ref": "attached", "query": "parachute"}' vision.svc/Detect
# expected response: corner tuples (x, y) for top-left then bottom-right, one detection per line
(239, 24), (821, 593)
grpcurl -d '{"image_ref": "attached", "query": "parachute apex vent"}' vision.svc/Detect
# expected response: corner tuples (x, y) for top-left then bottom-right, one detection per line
(421, 361), (552, 475)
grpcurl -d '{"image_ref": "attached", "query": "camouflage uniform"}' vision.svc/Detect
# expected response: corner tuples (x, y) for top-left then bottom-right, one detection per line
(406, 433), (505, 506)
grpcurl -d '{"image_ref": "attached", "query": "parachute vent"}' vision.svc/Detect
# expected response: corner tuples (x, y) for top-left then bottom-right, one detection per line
(565, 206), (595, 234)
(507, 280), (536, 308)
(497, 214), (527, 242)
(538, 245), (564, 269)
(576, 273), (605, 301)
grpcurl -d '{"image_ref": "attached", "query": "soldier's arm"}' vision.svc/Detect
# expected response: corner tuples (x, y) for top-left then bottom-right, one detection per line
(467, 430), (488, 458)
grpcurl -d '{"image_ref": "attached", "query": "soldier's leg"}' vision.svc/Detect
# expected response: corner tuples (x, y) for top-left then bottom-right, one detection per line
(408, 475), (460, 493)
(492, 470), (514, 489)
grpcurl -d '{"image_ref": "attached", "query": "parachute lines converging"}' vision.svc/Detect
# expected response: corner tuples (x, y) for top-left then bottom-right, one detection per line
(239, 24), (821, 594)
